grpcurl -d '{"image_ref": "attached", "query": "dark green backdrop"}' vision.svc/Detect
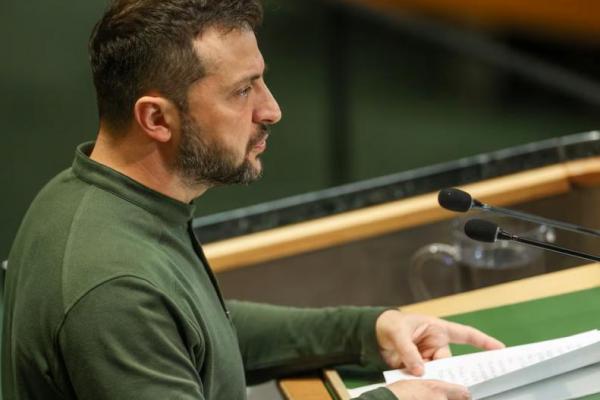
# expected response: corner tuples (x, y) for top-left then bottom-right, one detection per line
(2, 0), (598, 259)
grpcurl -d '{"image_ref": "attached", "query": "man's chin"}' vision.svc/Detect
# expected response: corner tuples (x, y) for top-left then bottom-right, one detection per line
(228, 157), (262, 185)
(247, 166), (263, 183)
(247, 154), (263, 171)
(248, 162), (264, 182)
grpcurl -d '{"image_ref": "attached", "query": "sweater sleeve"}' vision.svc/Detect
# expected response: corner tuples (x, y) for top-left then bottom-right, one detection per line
(57, 277), (204, 399)
(226, 300), (390, 384)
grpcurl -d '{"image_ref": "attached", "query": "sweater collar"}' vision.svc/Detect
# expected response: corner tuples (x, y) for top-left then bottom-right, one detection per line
(72, 142), (196, 225)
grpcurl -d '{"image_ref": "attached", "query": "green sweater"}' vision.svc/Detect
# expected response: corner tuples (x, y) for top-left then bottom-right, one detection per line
(2, 143), (395, 400)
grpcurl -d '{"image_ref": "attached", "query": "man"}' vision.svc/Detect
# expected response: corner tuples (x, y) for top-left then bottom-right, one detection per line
(1, 1), (504, 399)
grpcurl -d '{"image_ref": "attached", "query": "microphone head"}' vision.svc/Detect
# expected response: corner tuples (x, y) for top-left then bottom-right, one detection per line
(464, 219), (500, 243)
(438, 188), (473, 212)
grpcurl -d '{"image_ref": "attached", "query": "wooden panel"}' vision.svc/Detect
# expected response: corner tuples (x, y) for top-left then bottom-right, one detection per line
(279, 376), (333, 400)
(344, 0), (600, 40)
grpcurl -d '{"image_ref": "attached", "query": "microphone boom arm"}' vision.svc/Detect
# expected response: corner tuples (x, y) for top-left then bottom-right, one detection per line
(477, 204), (600, 238)
(509, 233), (600, 263)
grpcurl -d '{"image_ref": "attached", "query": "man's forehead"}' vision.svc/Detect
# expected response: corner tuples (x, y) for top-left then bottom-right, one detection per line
(193, 27), (264, 76)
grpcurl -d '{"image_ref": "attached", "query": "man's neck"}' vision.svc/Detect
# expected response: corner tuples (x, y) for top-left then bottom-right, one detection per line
(89, 129), (208, 204)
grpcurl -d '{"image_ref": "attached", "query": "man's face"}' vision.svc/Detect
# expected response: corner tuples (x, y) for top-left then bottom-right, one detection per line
(174, 27), (281, 187)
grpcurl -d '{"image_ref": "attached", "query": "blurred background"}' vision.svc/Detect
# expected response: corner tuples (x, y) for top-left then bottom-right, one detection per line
(2, 0), (600, 259)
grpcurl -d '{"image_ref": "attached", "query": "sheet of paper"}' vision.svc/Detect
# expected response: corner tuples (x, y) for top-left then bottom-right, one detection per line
(382, 330), (600, 399)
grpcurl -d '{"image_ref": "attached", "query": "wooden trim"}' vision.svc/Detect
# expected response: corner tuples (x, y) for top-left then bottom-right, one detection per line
(204, 163), (573, 272)
(565, 157), (600, 187)
(401, 263), (600, 317)
(324, 369), (351, 400)
(278, 376), (333, 400)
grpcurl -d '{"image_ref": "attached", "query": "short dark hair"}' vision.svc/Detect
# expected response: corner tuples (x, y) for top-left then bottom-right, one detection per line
(89, 0), (263, 132)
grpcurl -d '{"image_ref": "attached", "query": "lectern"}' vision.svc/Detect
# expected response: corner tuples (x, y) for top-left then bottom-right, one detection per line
(192, 132), (600, 399)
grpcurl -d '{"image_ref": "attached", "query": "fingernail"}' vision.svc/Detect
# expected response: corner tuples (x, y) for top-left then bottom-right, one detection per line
(411, 363), (424, 375)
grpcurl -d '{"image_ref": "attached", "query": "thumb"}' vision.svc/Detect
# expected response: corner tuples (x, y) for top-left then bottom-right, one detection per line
(430, 381), (471, 400)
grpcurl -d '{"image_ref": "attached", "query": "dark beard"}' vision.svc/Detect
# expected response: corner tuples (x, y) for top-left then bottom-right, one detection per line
(175, 112), (268, 187)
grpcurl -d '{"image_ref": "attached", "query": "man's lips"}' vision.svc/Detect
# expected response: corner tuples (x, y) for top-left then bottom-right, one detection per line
(253, 134), (268, 152)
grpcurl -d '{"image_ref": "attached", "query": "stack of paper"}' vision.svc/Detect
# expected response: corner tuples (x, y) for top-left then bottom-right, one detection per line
(348, 330), (600, 400)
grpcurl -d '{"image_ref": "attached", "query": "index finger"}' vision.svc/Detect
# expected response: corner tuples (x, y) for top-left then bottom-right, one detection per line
(444, 321), (505, 350)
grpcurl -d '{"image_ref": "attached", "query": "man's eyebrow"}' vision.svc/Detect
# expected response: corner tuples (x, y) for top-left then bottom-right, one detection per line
(231, 64), (269, 88)
(230, 73), (260, 89)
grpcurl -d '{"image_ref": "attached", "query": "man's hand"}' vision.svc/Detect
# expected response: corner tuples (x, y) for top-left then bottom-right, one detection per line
(376, 310), (505, 376)
(386, 380), (471, 400)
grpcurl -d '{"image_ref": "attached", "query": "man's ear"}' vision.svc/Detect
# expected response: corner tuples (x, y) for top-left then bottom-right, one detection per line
(133, 96), (179, 143)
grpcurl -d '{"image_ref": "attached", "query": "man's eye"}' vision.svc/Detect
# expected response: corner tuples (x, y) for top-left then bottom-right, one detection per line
(238, 86), (252, 97)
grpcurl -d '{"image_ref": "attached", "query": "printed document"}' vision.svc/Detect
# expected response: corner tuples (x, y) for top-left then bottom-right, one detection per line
(348, 330), (600, 399)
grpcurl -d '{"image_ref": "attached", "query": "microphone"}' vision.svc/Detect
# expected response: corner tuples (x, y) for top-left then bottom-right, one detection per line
(464, 218), (600, 263)
(438, 188), (600, 238)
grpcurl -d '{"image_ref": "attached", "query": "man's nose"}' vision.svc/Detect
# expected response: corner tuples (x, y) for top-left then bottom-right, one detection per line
(254, 84), (282, 125)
